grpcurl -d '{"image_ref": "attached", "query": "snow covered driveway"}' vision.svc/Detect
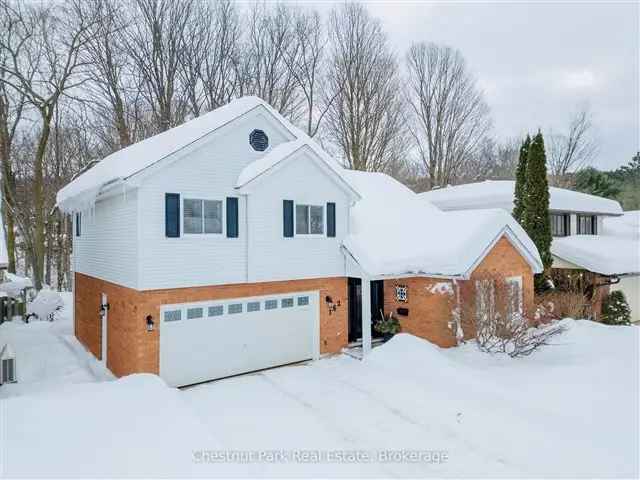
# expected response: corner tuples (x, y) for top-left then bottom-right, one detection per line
(183, 321), (639, 478)
(1, 313), (637, 478)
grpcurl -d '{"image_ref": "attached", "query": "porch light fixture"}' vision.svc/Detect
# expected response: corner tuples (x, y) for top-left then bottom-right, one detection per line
(146, 315), (155, 332)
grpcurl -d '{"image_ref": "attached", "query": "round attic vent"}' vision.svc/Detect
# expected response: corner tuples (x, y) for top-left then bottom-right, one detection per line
(249, 129), (269, 152)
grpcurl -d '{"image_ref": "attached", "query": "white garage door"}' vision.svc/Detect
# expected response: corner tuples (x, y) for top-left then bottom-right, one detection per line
(159, 291), (320, 387)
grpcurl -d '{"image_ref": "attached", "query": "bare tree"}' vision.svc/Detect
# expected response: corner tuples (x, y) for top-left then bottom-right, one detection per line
(0, 0), (99, 289)
(325, 3), (407, 172)
(0, 16), (29, 273)
(122, 0), (194, 132)
(80, 0), (142, 150)
(241, 3), (303, 121)
(197, 0), (242, 113)
(406, 42), (491, 189)
(283, 9), (331, 137)
(547, 106), (597, 187)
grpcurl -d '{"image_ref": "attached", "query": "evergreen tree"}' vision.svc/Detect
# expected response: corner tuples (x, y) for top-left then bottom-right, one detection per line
(512, 135), (530, 223)
(523, 132), (553, 288)
(574, 167), (621, 199)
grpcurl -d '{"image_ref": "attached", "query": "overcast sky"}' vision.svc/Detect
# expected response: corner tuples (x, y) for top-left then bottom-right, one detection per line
(309, 1), (639, 171)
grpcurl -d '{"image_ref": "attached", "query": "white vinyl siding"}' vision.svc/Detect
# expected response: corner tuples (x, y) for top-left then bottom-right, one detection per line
(137, 110), (293, 290)
(247, 152), (350, 282)
(73, 189), (139, 288)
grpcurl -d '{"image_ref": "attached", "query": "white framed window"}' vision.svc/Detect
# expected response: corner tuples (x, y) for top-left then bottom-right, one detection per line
(247, 301), (261, 312)
(187, 307), (204, 320)
(295, 204), (324, 235)
(265, 299), (278, 310)
(475, 279), (495, 325)
(164, 309), (182, 322)
(281, 298), (294, 308)
(505, 276), (524, 322)
(228, 303), (243, 314)
(208, 305), (224, 317)
(184, 198), (223, 234)
(297, 296), (310, 306)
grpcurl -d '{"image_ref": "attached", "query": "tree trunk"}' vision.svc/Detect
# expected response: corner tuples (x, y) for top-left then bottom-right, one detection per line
(33, 114), (51, 290)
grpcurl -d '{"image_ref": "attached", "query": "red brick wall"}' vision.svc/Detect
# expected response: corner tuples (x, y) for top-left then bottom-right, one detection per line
(383, 236), (535, 348)
(75, 273), (348, 377)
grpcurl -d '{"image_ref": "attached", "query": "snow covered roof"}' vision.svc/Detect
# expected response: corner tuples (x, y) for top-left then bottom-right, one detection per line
(235, 138), (360, 199)
(419, 180), (623, 216)
(602, 211), (639, 239)
(342, 171), (543, 278)
(57, 97), (292, 212)
(552, 236), (640, 275)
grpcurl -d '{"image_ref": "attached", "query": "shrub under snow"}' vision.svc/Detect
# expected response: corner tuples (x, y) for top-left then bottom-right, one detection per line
(27, 289), (65, 321)
(0, 273), (33, 299)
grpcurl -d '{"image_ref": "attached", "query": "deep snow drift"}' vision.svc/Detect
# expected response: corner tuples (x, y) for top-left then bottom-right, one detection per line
(1, 308), (638, 478)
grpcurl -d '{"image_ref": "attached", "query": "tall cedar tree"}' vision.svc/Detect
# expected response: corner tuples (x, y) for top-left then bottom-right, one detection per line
(523, 132), (553, 288)
(512, 135), (530, 223)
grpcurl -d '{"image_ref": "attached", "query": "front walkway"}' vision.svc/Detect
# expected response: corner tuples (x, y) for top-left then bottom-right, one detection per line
(0, 293), (113, 400)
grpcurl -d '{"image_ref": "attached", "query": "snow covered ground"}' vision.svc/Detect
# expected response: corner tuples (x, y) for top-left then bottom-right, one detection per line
(1, 296), (638, 478)
(0, 292), (112, 400)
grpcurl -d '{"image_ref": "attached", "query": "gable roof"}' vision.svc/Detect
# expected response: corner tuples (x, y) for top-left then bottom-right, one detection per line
(419, 180), (623, 216)
(56, 97), (299, 212)
(235, 138), (360, 200)
(342, 171), (543, 278)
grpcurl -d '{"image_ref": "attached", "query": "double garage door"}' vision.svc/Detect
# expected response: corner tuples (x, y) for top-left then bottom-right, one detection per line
(159, 291), (320, 387)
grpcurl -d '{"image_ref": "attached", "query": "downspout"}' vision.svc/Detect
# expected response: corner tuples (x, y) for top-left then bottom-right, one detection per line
(244, 194), (250, 283)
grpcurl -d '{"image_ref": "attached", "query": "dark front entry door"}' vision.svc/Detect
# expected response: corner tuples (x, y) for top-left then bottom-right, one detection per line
(348, 278), (384, 343)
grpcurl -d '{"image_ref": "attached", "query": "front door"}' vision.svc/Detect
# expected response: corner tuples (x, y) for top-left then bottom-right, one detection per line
(348, 278), (384, 343)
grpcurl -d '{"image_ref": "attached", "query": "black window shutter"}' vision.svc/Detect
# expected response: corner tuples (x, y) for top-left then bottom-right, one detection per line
(327, 202), (336, 237)
(75, 212), (81, 237)
(283, 200), (294, 237)
(592, 215), (597, 235)
(165, 193), (180, 238)
(226, 197), (239, 238)
(564, 214), (570, 236)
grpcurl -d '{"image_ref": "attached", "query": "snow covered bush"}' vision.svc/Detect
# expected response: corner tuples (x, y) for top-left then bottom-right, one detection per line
(0, 273), (33, 299)
(26, 290), (64, 322)
(460, 273), (566, 357)
(601, 291), (631, 325)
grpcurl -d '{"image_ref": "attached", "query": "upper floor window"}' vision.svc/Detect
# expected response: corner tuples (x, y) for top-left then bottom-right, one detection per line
(295, 204), (324, 235)
(577, 214), (597, 235)
(551, 213), (570, 237)
(184, 199), (222, 234)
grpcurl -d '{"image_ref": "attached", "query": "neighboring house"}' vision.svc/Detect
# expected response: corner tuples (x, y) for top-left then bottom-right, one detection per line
(57, 97), (542, 387)
(603, 211), (640, 322)
(421, 181), (640, 319)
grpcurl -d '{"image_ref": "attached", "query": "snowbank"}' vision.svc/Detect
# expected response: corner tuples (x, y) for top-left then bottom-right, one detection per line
(1, 374), (244, 478)
(420, 180), (623, 215)
(27, 289), (65, 321)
